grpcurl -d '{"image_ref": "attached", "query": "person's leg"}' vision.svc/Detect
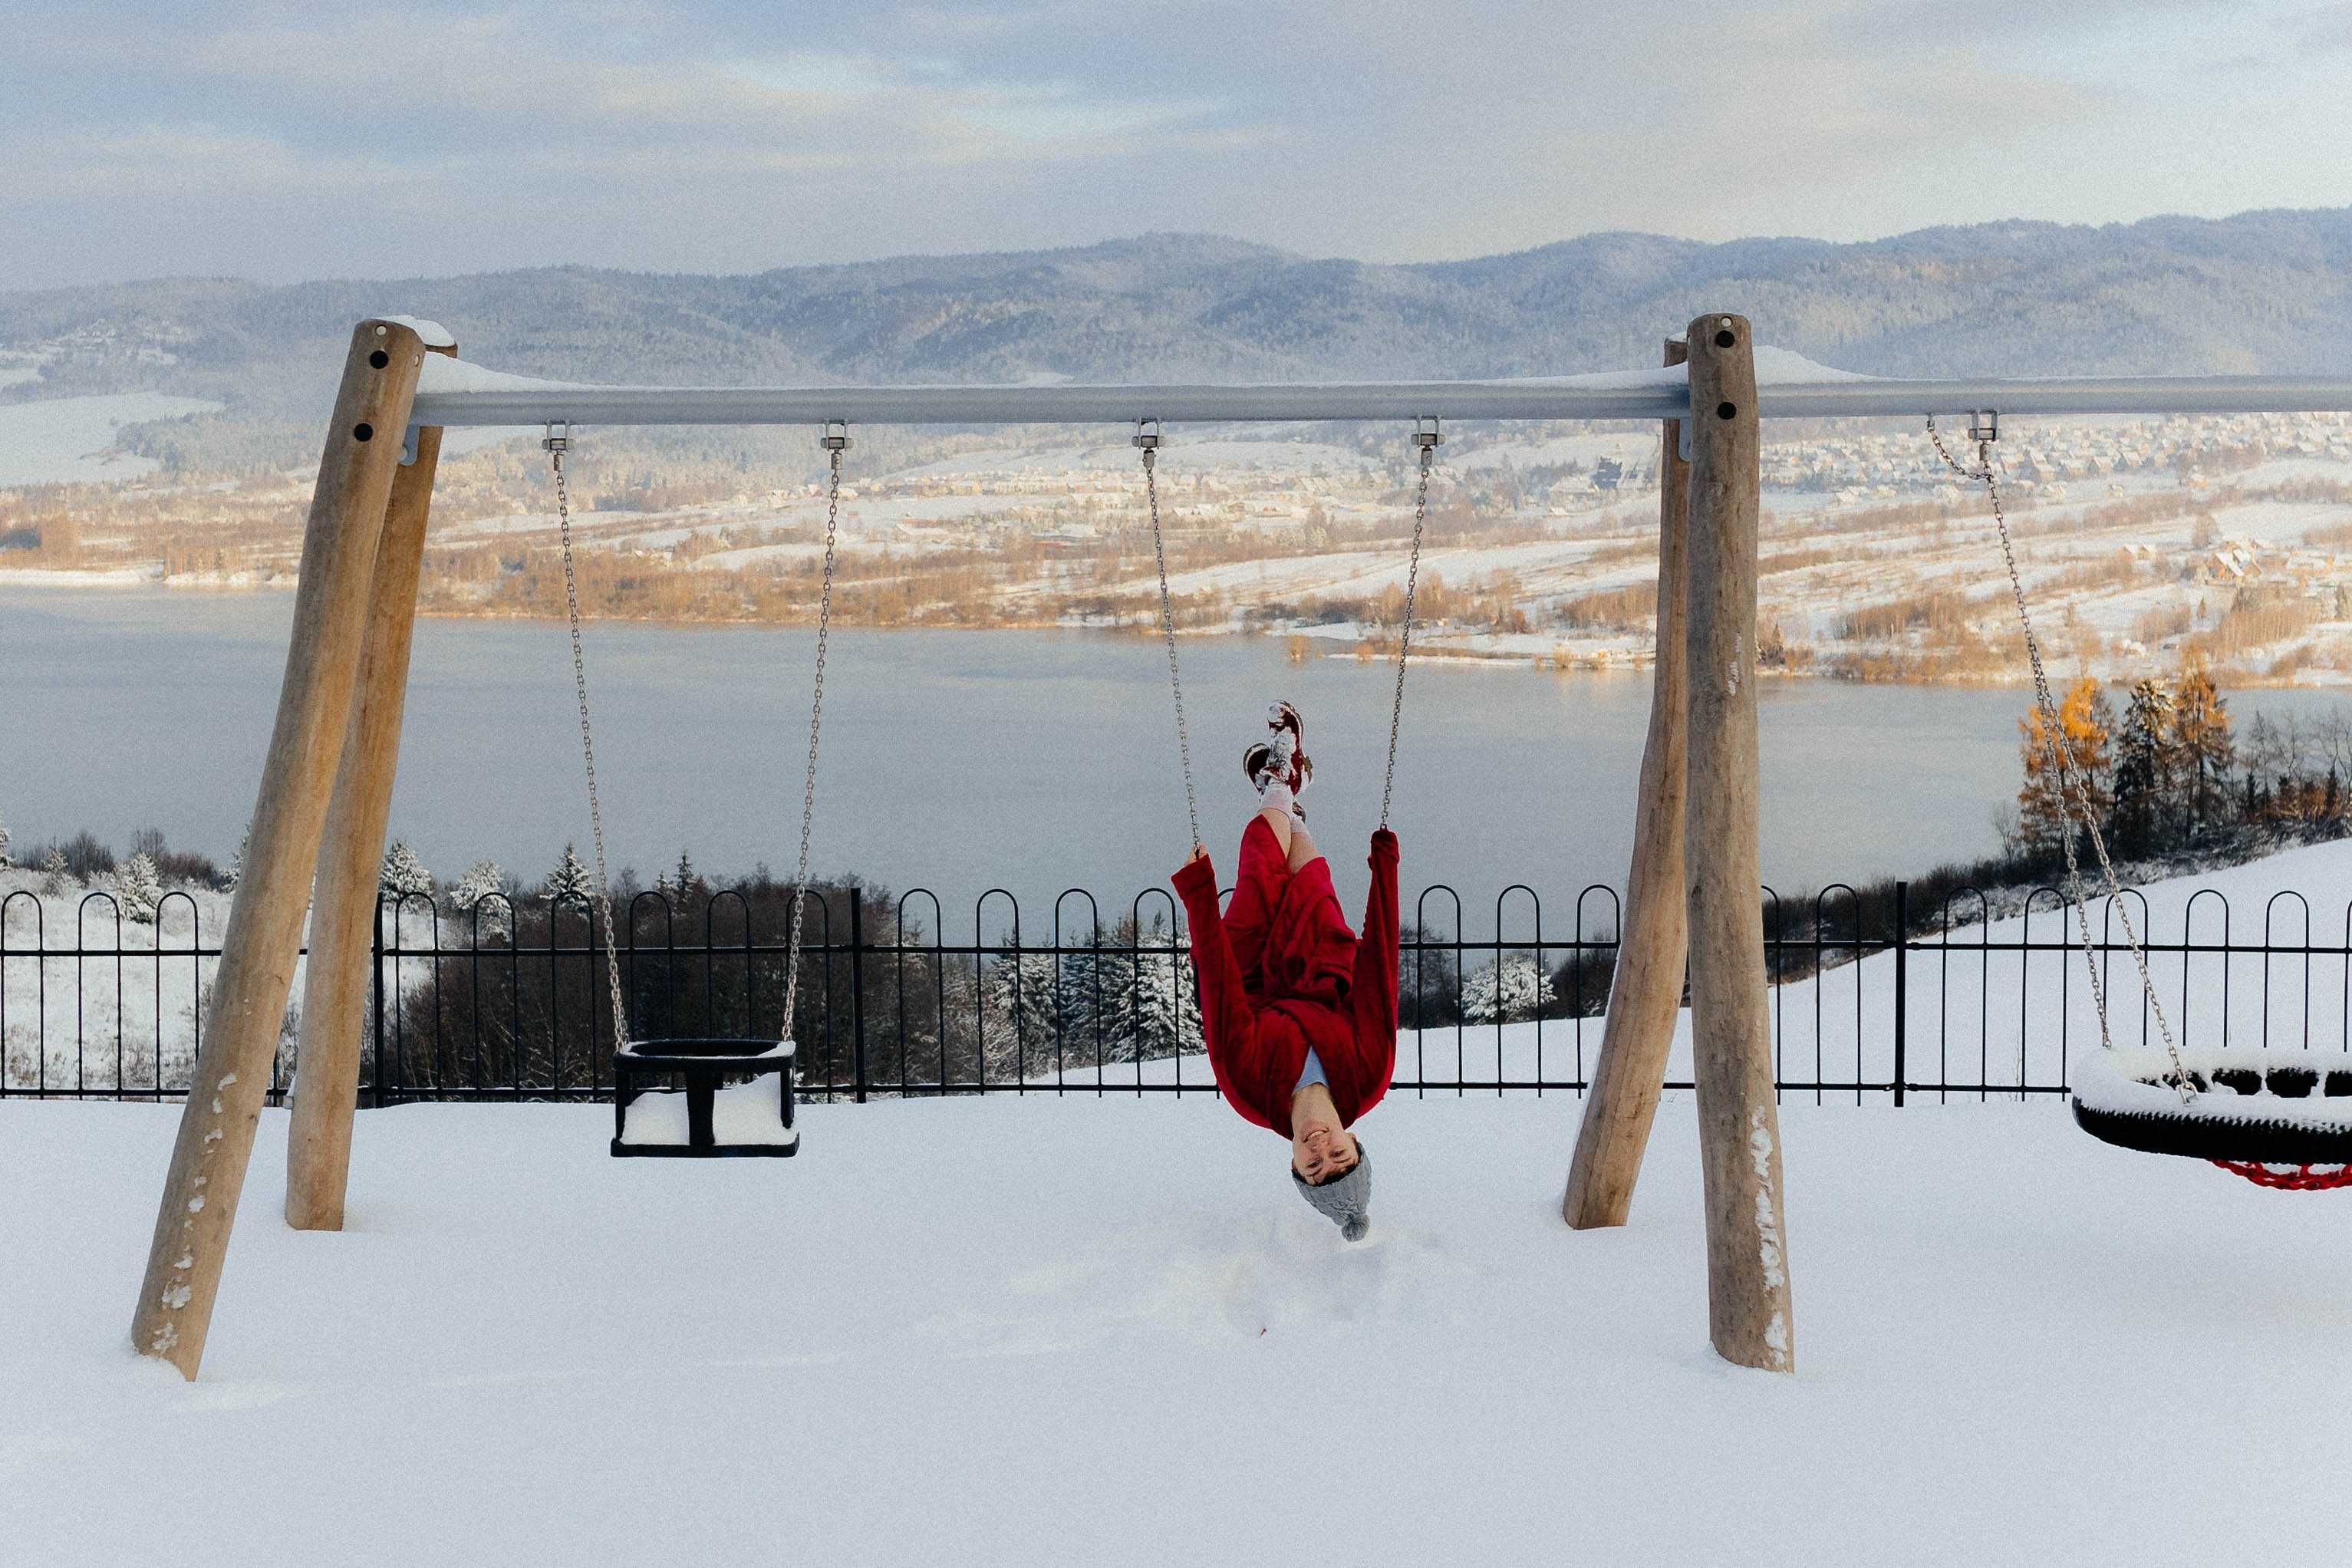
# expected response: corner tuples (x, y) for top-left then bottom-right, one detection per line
(1225, 811), (1291, 992)
(1263, 838), (1359, 1006)
(1257, 805), (1293, 857)
(1285, 819), (1318, 874)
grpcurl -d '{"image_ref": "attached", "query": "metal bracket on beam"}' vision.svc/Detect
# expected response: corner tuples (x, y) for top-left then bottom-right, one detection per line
(400, 425), (422, 466)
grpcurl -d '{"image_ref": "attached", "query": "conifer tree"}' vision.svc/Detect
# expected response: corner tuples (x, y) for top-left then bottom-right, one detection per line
(1115, 912), (1202, 1060)
(0, 815), (12, 870)
(453, 859), (509, 934)
(987, 941), (1121, 1066)
(2110, 678), (2177, 855)
(2169, 651), (2234, 836)
(986, 950), (1069, 1063)
(1462, 954), (1556, 1024)
(115, 852), (163, 924)
(378, 840), (434, 901)
(545, 842), (595, 906)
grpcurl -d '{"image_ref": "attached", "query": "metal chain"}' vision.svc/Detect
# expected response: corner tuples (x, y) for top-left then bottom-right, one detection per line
(1929, 416), (2192, 1100)
(546, 430), (631, 1048)
(1140, 427), (1202, 854)
(780, 432), (846, 1041)
(1382, 427), (1438, 828)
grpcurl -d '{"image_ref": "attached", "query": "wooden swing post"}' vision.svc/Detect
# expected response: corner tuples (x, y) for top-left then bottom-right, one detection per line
(1681, 313), (1794, 1372)
(1563, 336), (1691, 1230)
(285, 336), (459, 1231)
(130, 320), (427, 1377)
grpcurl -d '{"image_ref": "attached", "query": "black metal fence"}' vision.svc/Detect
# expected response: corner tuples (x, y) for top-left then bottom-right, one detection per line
(5, 879), (2346, 1105)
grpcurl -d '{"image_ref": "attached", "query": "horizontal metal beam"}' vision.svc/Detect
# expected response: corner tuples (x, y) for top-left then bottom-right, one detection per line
(1762, 376), (2352, 420)
(409, 367), (2352, 430)
(410, 377), (1688, 427)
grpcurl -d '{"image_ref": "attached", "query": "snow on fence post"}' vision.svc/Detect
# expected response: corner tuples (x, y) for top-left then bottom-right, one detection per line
(1682, 313), (1796, 1374)
(130, 319), (427, 1379)
(286, 335), (458, 1233)
(1564, 336), (1692, 1230)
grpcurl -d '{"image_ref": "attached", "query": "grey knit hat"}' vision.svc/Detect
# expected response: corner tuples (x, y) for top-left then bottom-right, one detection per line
(1291, 1139), (1372, 1241)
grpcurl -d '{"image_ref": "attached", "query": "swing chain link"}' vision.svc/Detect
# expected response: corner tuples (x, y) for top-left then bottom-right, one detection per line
(546, 425), (631, 1050)
(1929, 414), (2192, 1102)
(1139, 420), (1202, 855)
(1382, 421), (1440, 829)
(781, 430), (847, 1043)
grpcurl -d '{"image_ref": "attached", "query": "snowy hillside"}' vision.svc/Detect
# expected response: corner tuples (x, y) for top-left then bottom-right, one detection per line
(11, 210), (2352, 473)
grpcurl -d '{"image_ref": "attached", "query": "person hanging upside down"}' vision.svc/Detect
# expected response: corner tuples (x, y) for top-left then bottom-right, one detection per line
(1171, 701), (1401, 1241)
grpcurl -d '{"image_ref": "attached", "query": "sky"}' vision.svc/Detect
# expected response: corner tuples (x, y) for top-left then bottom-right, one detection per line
(5, 0), (2350, 289)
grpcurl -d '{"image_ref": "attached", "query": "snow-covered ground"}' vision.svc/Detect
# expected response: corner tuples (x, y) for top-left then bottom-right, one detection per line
(11, 844), (2352, 1560)
(5, 1095), (2348, 1566)
(0, 392), (222, 487)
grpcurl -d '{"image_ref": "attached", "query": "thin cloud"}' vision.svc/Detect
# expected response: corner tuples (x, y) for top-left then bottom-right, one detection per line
(0, 0), (2341, 287)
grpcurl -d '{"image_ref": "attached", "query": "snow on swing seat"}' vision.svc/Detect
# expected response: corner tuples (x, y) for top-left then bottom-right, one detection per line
(2071, 1046), (2352, 1183)
(612, 1038), (799, 1158)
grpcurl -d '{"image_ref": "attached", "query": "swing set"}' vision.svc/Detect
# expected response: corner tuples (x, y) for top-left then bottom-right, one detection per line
(557, 408), (1438, 1155)
(129, 313), (2352, 1379)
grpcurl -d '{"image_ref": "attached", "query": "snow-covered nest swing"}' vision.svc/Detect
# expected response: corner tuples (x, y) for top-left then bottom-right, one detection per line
(1935, 413), (2352, 1192)
(542, 423), (844, 1159)
(2071, 1048), (2352, 1189)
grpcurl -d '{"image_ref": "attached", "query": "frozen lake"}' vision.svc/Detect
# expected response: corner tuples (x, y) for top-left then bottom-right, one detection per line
(9, 585), (2340, 924)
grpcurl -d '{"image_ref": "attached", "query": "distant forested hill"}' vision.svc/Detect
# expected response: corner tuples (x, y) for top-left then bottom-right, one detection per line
(5, 209), (2349, 469)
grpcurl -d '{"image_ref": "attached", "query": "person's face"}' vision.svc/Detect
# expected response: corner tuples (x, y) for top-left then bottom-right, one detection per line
(1291, 1122), (1359, 1185)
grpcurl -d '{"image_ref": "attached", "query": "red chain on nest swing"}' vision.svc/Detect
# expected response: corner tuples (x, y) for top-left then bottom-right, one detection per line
(2211, 1161), (2352, 1191)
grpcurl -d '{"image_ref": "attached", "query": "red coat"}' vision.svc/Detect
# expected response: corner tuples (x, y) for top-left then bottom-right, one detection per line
(1172, 819), (1400, 1137)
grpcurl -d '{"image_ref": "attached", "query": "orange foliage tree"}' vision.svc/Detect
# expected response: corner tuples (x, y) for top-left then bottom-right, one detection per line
(2018, 676), (2116, 854)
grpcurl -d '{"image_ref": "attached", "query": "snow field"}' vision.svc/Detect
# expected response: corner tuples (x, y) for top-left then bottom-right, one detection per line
(5, 1092), (2350, 1566)
(0, 392), (223, 487)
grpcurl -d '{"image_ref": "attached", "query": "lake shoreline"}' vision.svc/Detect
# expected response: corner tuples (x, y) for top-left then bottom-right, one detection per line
(15, 571), (2351, 690)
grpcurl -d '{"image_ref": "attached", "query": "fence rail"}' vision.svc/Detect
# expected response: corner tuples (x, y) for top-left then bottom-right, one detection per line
(5, 878), (2347, 1105)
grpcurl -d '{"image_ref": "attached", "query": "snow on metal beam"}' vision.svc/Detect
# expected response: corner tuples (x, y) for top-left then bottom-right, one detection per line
(407, 352), (2352, 430)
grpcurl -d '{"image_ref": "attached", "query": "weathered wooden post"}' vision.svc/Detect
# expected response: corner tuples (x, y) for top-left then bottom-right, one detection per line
(1563, 337), (1692, 1230)
(131, 319), (426, 1377)
(1681, 312), (1794, 1372)
(285, 334), (458, 1231)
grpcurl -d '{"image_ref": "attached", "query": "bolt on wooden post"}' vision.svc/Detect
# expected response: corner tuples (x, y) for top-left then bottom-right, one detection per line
(130, 320), (426, 1377)
(1563, 336), (1692, 1230)
(285, 338), (458, 1232)
(1681, 312), (1794, 1373)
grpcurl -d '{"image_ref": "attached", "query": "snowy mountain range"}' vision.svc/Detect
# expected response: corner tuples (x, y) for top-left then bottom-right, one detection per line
(4, 207), (2350, 469)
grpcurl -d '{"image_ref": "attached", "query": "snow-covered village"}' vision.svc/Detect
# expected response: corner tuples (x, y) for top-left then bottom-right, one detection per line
(10, 8), (2352, 1567)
